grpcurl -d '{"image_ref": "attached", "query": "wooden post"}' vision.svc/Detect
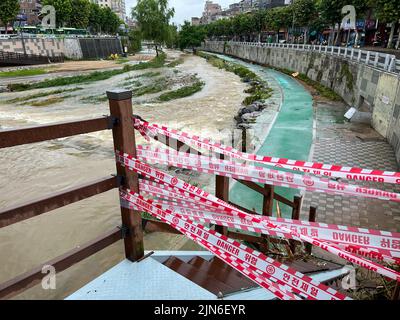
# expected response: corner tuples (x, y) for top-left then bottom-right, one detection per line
(215, 154), (229, 235)
(306, 206), (317, 255)
(260, 184), (274, 253)
(290, 195), (302, 254)
(107, 89), (144, 262)
(262, 185), (274, 217)
(392, 283), (400, 300)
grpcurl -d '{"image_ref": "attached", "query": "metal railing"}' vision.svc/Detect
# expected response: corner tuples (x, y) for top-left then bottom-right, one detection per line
(222, 41), (400, 74)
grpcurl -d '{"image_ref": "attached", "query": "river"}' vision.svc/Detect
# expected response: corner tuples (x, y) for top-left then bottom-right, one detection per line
(0, 50), (248, 299)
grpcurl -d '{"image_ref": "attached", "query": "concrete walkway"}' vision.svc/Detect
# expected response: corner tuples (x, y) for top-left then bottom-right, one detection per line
(301, 101), (400, 232)
(212, 55), (314, 216)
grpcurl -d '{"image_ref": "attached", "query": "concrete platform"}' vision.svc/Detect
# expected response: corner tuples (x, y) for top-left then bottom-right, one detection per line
(66, 251), (350, 300)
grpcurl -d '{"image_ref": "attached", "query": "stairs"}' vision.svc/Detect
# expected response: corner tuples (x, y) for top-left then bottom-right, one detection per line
(163, 256), (258, 295)
(163, 255), (344, 297)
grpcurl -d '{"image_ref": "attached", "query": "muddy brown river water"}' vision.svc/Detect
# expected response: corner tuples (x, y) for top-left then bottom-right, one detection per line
(0, 51), (248, 299)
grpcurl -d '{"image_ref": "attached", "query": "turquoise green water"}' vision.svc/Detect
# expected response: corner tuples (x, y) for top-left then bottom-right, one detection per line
(215, 56), (314, 217)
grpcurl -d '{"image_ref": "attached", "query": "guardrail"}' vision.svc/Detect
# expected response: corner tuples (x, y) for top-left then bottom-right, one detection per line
(225, 41), (400, 75)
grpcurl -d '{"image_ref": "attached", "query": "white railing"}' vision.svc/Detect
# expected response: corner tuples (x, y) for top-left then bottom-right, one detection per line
(223, 41), (400, 75)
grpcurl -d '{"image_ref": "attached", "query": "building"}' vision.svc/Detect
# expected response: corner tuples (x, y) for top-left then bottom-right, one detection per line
(18, 0), (42, 26)
(191, 17), (201, 26)
(92, 0), (126, 20)
(111, 0), (126, 20)
(200, 1), (222, 24)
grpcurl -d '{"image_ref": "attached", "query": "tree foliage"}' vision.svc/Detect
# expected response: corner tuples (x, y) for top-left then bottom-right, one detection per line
(42, 0), (73, 27)
(0, 0), (19, 33)
(69, 0), (91, 29)
(178, 21), (207, 50)
(132, 0), (175, 54)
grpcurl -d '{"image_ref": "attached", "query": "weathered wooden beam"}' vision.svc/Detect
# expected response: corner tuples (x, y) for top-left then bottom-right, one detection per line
(108, 90), (144, 262)
(0, 117), (113, 149)
(0, 176), (118, 228)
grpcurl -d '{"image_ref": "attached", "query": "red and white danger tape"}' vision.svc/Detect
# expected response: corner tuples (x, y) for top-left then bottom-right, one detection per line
(117, 153), (400, 283)
(138, 178), (400, 263)
(123, 189), (400, 265)
(136, 145), (400, 203)
(121, 190), (350, 300)
(133, 118), (400, 185)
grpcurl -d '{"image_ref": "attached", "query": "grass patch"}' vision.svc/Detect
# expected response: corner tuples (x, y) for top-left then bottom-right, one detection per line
(158, 81), (204, 102)
(135, 71), (161, 78)
(133, 79), (168, 97)
(3, 87), (82, 104)
(29, 97), (65, 107)
(115, 58), (130, 64)
(123, 52), (167, 71)
(0, 68), (48, 78)
(166, 58), (184, 68)
(80, 95), (109, 104)
(276, 67), (342, 101)
(197, 51), (272, 106)
(8, 69), (125, 92)
(8, 53), (167, 92)
(123, 79), (142, 88)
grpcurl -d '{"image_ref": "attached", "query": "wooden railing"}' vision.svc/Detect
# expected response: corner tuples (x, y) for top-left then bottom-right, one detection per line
(0, 89), (317, 299)
(0, 90), (144, 299)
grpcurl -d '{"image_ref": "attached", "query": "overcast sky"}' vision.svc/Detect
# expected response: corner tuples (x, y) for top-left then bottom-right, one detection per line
(125, 0), (238, 26)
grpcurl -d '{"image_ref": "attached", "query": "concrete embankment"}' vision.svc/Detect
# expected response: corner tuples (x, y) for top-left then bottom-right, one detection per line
(202, 41), (400, 165)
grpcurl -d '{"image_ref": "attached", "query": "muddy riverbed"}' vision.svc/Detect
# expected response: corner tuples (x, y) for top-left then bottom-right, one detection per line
(0, 50), (248, 299)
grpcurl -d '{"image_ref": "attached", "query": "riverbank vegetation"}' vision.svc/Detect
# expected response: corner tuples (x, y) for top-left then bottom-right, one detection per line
(197, 51), (272, 106)
(274, 67), (342, 101)
(8, 53), (167, 92)
(0, 68), (49, 78)
(3, 87), (82, 104)
(158, 80), (204, 102)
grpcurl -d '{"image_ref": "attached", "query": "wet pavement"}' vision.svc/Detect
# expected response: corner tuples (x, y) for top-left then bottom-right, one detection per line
(301, 101), (400, 232)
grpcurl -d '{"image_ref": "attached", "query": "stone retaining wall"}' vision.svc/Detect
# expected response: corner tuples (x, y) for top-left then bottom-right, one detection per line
(202, 41), (400, 165)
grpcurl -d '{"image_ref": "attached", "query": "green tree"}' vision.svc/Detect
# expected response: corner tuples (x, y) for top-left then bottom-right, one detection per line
(127, 28), (142, 53)
(88, 2), (102, 33)
(132, 0), (175, 56)
(69, 0), (91, 29)
(0, 0), (20, 34)
(318, 0), (346, 45)
(42, 0), (73, 27)
(293, 0), (318, 43)
(370, 0), (400, 48)
(178, 21), (207, 50)
(265, 6), (293, 42)
(100, 6), (121, 34)
(165, 24), (178, 48)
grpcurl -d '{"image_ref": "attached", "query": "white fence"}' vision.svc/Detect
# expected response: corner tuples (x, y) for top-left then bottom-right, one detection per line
(228, 41), (400, 75)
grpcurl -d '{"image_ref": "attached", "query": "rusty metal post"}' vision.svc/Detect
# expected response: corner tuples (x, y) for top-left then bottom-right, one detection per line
(108, 89), (144, 262)
(215, 154), (229, 235)
(290, 195), (302, 254)
(306, 206), (317, 255)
